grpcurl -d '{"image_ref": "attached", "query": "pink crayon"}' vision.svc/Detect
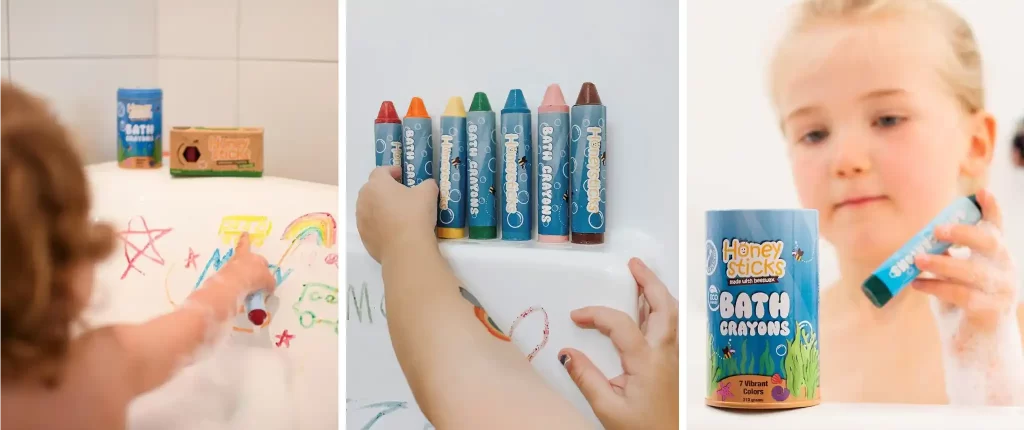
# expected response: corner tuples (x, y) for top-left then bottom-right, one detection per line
(537, 84), (571, 243)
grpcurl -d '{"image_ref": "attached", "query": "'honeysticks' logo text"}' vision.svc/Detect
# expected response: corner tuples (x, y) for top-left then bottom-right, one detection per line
(439, 135), (453, 210)
(722, 239), (787, 285)
(504, 134), (520, 214)
(585, 127), (602, 214)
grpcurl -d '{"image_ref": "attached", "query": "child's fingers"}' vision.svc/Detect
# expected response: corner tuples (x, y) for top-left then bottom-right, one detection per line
(975, 189), (1003, 231)
(368, 165), (399, 182)
(912, 278), (996, 313)
(571, 306), (649, 358)
(914, 254), (993, 290)
(628, 258), (676, 314)
(934, 224), (1002, 259)
(235, 232), (251, 254)
(558, 348), (623, 416)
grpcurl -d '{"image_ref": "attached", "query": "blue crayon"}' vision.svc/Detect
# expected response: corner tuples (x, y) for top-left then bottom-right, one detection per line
(437, 97), (468, 239)
(537, 84), (571, 243)
(467, 92), (499, 240)
(570, 82), (607, 245)
(500, 89), (532, 241)
(374, 101), (403, 166)
(402, 97), (433, 186)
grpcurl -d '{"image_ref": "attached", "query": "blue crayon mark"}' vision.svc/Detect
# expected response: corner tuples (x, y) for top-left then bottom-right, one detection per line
(194, 247), (293, 290)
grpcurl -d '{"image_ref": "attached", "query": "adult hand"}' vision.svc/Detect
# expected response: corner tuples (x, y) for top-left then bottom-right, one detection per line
(558, 258), (679, 430)
(355, 165), (438, 264)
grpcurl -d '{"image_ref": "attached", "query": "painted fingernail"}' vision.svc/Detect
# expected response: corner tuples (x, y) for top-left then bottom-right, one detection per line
(559, 353), (570, 367)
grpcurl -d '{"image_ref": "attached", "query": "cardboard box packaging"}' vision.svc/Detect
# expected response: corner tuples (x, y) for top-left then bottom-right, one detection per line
(169, 127), (264, 177)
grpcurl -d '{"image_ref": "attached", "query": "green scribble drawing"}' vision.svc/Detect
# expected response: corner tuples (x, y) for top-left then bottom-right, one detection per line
(706, 333), (722, 397)
(783, 322), (820, 399)
(295, 282), (339, 334)
(759, 342), (775, 376)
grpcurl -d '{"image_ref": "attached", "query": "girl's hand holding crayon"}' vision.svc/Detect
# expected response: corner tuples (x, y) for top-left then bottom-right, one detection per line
(911, 190), (1019, 335)
(356, 165), (439, 264)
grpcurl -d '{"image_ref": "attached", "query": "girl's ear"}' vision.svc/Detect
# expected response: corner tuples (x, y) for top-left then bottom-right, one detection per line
(960, 110), (996, 185)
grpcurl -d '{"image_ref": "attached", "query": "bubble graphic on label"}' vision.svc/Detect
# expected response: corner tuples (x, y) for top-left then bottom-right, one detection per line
(588, 212), (604, 229)
(439, 208), (455, 224)
(452, 171), (460, 182)
(569, 157), (577, 174)
(425, 135), (433, 150)
(776, 344), (787, 357)
(416, 178), (424, 185)
(502, 126), (508, 135)
(571, 202), (578, 215)
(582, 119), (590, 128)
(517, 190), (529, 205)
(423, 161), (432, 176)
(705, 240), (719, 276)
(554, 118), (562, 127)
(513, 124), (523, 134)
(540, 122), (549, 130)
(117, 102), (126, 118)
(488, 158), (497, 173)
(541, 217), (550, 227)
(582, 178), (590, 193)
(518, 172), (527, 183)
(490, 129), (499, 146)
(571, 125), (582, 142)
(414, 123), (422, 131)
(506, 212), (524, 229)
(479, 174), (487, 184)
(598, 118), (605, 128)
(449, 189), (462, 203)
(562, 162), (569, 178)
(708, 285), (720, 312)
(477, 117), (485, 124)
(375, 139), (386, 154)
(553, 182), (561, 190)
(448, 127), (458, 137)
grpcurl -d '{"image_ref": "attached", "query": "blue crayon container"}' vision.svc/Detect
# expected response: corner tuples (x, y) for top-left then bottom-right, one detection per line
(705, 209), (821, 409)
(402, 117), (433, 186)
(467, 109), (498, 239)
(437, 113), (467, 238)
(117, 88), (163, 169)
(499, 90), (532, 241)
(537, 111), (571, 242)
(375, 122), (403, 167)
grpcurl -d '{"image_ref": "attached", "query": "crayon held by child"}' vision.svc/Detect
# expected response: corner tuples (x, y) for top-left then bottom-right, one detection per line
(500, 89), (533, 241)
(375, 101), (402, 167)
(570, 82), (607, 245)
(537, 84), (571, 243)
(467, 92), (499, 240)
(402, 97), (433, 187)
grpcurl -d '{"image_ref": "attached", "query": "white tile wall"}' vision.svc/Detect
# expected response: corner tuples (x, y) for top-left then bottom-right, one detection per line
(1, 0), (338, 185)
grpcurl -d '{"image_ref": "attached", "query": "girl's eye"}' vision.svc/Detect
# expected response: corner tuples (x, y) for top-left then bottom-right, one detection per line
(799, 129), (829, 144)
(873, 115), (905, 128)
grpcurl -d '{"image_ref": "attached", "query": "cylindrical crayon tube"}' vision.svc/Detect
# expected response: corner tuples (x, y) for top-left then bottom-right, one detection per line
(537, 85), (571, 243)
(437, 97), (468, 239)
(245, 291), (267, 326)
(500, 89), (532, 241)
(375, 101), (402, 167)
(402, 97), (433, 187)
(467, 92), (498, 239)
(570, 82), (607, 245)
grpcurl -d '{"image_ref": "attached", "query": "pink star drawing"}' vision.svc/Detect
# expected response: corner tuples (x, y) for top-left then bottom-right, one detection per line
(716, 382), (734, 401)
(185, 247), (200, 269)
(118, 216), (172, 280)
(275, 330), (295, 348)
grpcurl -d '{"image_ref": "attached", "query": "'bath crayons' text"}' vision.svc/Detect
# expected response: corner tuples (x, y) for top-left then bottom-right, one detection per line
(468, 124), (480, 216)
(540, 126), (555, 223)
(404, 128), (416, 186)
(716, 291), (792, 337)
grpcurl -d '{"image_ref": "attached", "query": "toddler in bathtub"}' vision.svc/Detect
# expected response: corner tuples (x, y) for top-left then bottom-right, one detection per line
(1, 81), (277, 429)
(356, 165), (680, 429)
(768, 0), (1023, 405)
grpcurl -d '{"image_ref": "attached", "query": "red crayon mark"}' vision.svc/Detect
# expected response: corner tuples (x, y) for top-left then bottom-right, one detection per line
(118, 216), (172, 280)
(185, 247), (200, 269)
(508, 306), (550, 362)
(274, 330), (295, 348)
(325, 253), (339, 267)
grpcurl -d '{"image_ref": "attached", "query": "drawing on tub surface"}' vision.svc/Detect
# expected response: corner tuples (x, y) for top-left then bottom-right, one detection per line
(118, 216), (173, 280)
(325, 253), (339, 267)
(217, 215), (273, 247)
(294, 282), (339, 333)
(274, 330), (295, 348)
(185, 247), (200, 269)
(277, 212), (338, 266)
(508, 306), (550, 362)
(347, 282), (388, 324)
(459, 286), (511, 341)
(458, 286), (549, 361)
(193, 247), (294, 290)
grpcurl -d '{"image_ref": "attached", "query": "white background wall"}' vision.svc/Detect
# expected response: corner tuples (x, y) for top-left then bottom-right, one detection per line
(686, 0), (1024, 315)
(346, 0), (681, 293)
(0, 0), (339, 185)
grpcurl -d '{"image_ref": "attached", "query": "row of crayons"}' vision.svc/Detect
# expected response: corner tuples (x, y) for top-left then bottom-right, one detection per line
(374, 82), (607, 244)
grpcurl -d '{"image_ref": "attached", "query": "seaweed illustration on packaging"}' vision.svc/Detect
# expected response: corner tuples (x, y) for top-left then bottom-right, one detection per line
(782, 322), (820, 399)
(707, 333), (722, 396)
(759, 342), (775, 376)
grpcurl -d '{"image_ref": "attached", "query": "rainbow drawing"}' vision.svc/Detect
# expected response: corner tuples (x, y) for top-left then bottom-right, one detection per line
(281, 212), (337, 248)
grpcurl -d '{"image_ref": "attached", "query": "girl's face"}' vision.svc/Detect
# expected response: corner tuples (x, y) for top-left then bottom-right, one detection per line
(775, 17), (987, 267)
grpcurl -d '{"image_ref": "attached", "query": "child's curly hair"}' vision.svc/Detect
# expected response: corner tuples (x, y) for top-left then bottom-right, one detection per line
(1, 81), (116, 388)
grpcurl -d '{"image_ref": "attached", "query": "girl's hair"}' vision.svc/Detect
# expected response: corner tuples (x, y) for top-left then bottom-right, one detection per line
(769, 0), (984, 113)
(1, 81), (116, 388)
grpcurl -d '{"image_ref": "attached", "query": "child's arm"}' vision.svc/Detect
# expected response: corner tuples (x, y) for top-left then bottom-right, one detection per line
(381, 233), (592, 430)
(110, 233), (275, 396)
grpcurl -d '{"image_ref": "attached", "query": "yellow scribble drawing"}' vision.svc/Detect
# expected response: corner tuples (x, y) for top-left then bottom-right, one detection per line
(217, 215), (272, 246)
